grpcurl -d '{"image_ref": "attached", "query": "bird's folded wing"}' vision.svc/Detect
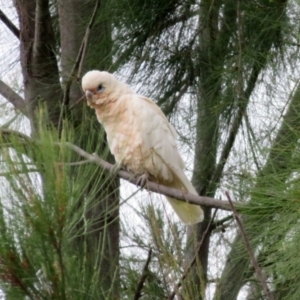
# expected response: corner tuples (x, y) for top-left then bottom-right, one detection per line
(130, 94), (188, 183)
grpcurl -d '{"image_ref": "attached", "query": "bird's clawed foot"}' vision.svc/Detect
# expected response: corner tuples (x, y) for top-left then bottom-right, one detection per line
(136, 172), (149, 188)
(109, 163), (122, 177)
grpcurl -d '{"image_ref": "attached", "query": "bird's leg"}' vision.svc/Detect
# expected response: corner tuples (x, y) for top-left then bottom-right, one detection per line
(136, 172), (149, 188)
(109, 162), (122, 177)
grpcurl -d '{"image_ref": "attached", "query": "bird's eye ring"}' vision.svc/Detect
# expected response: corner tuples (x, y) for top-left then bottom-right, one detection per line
(97, 84), (104, 92)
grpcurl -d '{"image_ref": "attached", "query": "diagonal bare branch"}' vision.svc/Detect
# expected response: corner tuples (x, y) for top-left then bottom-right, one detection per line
(0, 80), (28, 116)
(133, 248), (152, 300)
(0, 9), (20, 39)
(225, 192), (274, 300)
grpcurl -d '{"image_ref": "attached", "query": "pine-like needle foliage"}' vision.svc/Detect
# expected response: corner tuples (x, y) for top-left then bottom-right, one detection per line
(0, 118), (118, 299)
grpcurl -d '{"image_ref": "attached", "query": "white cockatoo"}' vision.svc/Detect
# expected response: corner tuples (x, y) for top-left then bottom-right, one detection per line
(81, 70), (204, 225)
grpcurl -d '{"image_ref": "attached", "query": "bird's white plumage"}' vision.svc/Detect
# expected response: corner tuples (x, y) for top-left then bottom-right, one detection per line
(82, 70), (204, 225)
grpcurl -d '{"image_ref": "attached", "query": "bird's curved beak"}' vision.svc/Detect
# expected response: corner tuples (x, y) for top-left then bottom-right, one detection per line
(85, 90), (94, 102)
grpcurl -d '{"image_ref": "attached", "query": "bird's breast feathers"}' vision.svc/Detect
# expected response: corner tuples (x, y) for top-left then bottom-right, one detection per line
(95, 94), (182, 182)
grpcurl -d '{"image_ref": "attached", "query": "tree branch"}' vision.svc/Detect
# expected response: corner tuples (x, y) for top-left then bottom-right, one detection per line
(133, 248), (152, 300)
(58, 0), (100, 133)
(76, 0), (100, 82)
(63, 142), (233, 211)
(0, 9), (20, 39)
(34, 0), (57, 66)
(210, 215), (233, 231)
(211, 61), (264, 188)
(225, 192), (274, 300)
(0, 80), (28, 116)
(0, 127), (234, 212)
(0, 128), (32, 143)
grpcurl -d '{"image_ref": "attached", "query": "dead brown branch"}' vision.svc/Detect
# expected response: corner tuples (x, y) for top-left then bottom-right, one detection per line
(0, 80), (27, 116)
(133, 248), (153, 300)
(225, 191), (274, 300)
(0, 9), (20, 39)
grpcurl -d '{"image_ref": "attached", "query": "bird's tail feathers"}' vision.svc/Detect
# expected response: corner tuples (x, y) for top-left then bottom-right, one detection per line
(166, 197), (204, 225)
(166, 172), (204, 225)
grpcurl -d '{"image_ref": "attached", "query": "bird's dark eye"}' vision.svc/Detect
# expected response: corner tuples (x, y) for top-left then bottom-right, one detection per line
(97, 84), (104, 92)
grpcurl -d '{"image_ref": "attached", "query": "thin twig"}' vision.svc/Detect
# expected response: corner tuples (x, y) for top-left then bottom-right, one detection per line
(0, 9), (20, 39)
(69, 96), (84, 110)
(168, 209), (218, 300)
(0, 170), (39, 177)
(77, 0), (100, 81)
(210, 215), (233, 231)
(56, 159), (91, 166)
(225, 191), (274, 300)
(133, 248), (153, 300)
(58, 0), (100, 134)
(0, 128), (33, 144)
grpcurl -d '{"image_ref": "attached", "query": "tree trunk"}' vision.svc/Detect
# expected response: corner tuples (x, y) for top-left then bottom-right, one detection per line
(57, 0), (119, 297)
(14, 0), (119, 297)
(184, 1), (232, 298)
(14, 0), (62, 128)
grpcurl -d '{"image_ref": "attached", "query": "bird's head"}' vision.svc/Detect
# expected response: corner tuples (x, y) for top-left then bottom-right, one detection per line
(81, 70), (129, 107)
